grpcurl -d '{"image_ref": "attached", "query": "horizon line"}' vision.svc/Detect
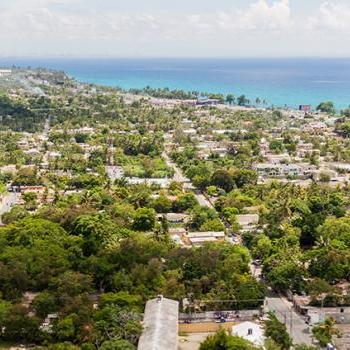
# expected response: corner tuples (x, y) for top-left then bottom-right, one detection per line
(1, 55), (350, 60)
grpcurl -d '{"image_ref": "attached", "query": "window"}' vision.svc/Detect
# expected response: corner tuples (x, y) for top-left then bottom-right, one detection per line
(248, 328), (253, 335)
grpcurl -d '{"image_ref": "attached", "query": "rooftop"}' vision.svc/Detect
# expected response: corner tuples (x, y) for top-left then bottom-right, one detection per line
(138, 297), (179, 350)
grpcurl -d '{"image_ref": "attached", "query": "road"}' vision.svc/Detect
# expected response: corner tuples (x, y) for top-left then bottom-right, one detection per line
(251, 263), (312, 346)
(195, 193), (215, 209)
(0, 192), (20, 224)
(162, 151), (214, 209)
(162, 151), (190, 183)
(164, 143), (312, 345)
(266, 292), (313, 346)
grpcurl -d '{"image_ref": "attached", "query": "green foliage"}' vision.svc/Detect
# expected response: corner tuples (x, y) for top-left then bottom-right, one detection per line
(200, 329), (258, 350)
(99, 339), (135, 350)
(99, 292), (143, 312)
(211, 169), (234, 193)
(132, 208), (156, 231)
(188, 206), (221, 231)
(312, 317), (340, 347)
(264, 312), (292, 350)
(316, 101), (336, 114)
(32, 291), (58, 318)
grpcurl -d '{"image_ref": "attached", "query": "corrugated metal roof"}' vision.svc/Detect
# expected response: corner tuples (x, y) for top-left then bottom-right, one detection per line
(138, 297), (179, 350)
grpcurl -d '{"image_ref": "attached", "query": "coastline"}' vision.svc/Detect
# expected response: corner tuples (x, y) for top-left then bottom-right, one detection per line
(1, 57), (350, 109)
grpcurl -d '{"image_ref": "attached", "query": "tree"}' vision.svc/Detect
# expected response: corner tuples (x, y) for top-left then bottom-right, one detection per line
(337, 121), (350, 138)
(32, 291), (58, 318)
(232, 169), (258, 188)
(211, 169), (234, 193)
(269, 140), (284, 154)
(226, 94), (235, 105)
(54, 314), (76, 341)
(51, 271), (92, 299)
(172, 193), (198, 212)
(237, 95), (249, 106)
(72, 214), (121, 255)
(266, 260), (307, 293)
(200, 218), (225, 232)
(1, 205), (29, 225)
(2, 304), (41, 342)
(316, 101), (335, 114)
(200, 329), (258, 350)
(264, 312), (292, 350)
(294, 346), (317, 350)
(93, 306), (142, 346)
(99, 292), (142, 312)
(99, 339), (135, 350)
(312, 317), (340, 347)
(188, 206), (220, 231)
(153, 194), (172, 213)
(132, 208), (156, 231)
(319, 172), (330, 183)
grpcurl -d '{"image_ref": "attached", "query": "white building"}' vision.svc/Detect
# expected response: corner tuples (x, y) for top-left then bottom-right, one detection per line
(0, 69), (12, 77)
(232, 321), (265, 347)
(236, 214), (259, 232)
(138, 297), (179, 350)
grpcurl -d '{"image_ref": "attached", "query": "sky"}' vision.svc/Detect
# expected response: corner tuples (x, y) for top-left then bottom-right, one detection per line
(0, 0), (350, 58)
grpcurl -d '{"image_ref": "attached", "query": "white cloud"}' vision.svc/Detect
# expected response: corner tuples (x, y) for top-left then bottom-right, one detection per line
(0, 0), (348, 57)
(187, 0), (293, 33)
(308, 1), (350, 33)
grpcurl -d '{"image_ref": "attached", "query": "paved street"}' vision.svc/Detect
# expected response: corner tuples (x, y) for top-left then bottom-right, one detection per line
(266, 292), (313, 346)
(162, 151), (215, 209)
(195, 193), (215, 209)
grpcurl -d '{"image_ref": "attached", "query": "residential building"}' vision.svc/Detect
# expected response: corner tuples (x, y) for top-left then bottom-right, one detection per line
(232, 322), (265, 347)
(138, 296), (179, 350)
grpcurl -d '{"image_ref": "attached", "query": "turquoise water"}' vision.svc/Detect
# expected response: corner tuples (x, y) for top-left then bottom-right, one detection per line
(1, 58), (350, 109)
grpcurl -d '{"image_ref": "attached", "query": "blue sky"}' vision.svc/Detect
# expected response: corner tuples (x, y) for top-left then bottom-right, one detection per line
(0, 0), (349, 57)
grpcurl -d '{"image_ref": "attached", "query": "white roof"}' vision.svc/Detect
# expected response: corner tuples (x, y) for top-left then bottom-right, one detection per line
(138, 297), (179, 350)
(232, 321), (265, 347)
(189, 237), (218, 244)
(187, 231), (225, 238)
(236, 215), (259, 226)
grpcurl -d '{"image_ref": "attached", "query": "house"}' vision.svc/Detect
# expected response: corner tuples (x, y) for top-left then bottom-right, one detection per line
(265, 153), (291, 164)
(184, 231), (225, 246)
(254, 164), (303, 178)
(169, 227), (187, 245)
(157, 213), (189, 224)
(299, 105), (311, 113)
(236, 214), (259, 232)
(293, 294), (350, 324)
(126, 177), (171, 188)
(138, 296), (179, 350)
(302, 122), (328, 134)
(196, 97), (220, 106)
(232, 321), (265, 347)
(0, 69), (12, 77)
(183, 128), (197, 135)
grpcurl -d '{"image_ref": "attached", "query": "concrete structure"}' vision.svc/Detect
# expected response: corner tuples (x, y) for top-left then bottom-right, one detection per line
(138, 296), (179, 350)
(254, 163), (303, 178)
(0, 69), (12, 77)
(184, 231), (225, 246)
(157, 213), (189, 224)
(236, 214), (259, 232)
(232, 321), (265, 347)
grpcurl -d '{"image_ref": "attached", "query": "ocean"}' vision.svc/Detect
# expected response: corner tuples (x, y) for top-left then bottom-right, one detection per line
(1, 57), (350, 109)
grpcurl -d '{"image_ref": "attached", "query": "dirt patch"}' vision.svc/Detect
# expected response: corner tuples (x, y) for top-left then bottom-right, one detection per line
(178, 333), (213, 350)
(179, 321), (235, 333)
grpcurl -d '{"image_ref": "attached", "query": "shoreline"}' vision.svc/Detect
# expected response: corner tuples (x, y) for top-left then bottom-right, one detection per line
(1, 57), (350, 110)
